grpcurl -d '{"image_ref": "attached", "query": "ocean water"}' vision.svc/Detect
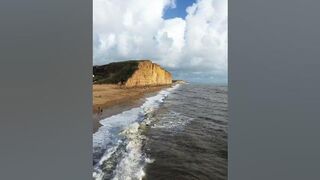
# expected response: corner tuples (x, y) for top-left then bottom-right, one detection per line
(93, 84), (228, 180)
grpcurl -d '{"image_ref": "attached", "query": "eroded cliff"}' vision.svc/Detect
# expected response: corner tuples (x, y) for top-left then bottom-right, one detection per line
(93, 60), (172, 87)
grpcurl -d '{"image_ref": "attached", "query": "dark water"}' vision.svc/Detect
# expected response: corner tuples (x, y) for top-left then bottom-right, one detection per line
(144, 84), (228, 180)
(93, 84), (228, 180)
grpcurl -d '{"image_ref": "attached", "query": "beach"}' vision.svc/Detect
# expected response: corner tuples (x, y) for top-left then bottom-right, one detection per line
(92, 84), (170, 132)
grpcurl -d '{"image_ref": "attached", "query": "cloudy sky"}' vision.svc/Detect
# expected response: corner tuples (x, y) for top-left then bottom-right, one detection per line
(93, 0), (227, 84)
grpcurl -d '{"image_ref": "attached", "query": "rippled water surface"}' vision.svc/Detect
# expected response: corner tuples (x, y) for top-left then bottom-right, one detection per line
(93, 84), (228, 180)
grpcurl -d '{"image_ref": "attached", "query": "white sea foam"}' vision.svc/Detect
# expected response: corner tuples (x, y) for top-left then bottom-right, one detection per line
(93, 84), (180, 180)
(151, 110), (193, 130)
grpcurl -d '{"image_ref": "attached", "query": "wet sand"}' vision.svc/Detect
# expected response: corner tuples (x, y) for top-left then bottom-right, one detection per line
(92, 84), (170, 133)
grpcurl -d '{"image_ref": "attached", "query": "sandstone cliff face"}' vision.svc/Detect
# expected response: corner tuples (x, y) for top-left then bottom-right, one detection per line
(125, 60), (172, 87)
(93, 60), (172, 87)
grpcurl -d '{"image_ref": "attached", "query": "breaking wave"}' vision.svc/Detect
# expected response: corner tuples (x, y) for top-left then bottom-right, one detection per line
(93, 84), (180, 180)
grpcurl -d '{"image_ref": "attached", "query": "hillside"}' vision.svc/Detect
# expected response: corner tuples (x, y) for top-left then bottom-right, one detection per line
(93, 60), (172, 87)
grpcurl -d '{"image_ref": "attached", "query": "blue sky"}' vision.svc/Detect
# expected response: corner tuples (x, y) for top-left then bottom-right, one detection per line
(163, 0), (196, 19)
(93, 0), (227, 84)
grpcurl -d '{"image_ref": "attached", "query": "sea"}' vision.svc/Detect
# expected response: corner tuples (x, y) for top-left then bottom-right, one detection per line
(93, 83), (228, 180)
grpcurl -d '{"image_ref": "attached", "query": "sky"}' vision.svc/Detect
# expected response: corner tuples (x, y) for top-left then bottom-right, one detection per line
(163, 0), (196, 19)
(93, 0), (228, 84)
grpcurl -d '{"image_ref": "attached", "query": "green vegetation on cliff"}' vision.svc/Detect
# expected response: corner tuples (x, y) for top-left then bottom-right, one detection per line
(93, 60), (139, 84)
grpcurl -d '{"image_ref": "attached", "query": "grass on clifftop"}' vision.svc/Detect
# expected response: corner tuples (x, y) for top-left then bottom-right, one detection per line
(93, 61), (139, 84)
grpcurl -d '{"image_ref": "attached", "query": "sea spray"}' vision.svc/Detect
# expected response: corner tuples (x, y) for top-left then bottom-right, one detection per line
(93, 84), (180, 180)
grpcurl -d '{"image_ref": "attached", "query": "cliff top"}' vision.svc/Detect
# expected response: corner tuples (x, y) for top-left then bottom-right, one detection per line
(93, 60), (171, 85)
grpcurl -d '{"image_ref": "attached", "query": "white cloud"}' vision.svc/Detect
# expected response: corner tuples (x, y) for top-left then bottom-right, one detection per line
(93, 0), (228, 83)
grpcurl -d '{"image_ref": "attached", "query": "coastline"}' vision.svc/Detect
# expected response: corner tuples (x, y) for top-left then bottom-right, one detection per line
(92, 84), (172, 133)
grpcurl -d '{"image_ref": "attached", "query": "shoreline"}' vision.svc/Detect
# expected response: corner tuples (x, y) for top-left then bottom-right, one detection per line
(92, 84), (172, 133)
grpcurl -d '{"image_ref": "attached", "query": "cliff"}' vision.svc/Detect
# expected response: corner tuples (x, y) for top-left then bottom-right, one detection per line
(93, 60), (172, 87)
